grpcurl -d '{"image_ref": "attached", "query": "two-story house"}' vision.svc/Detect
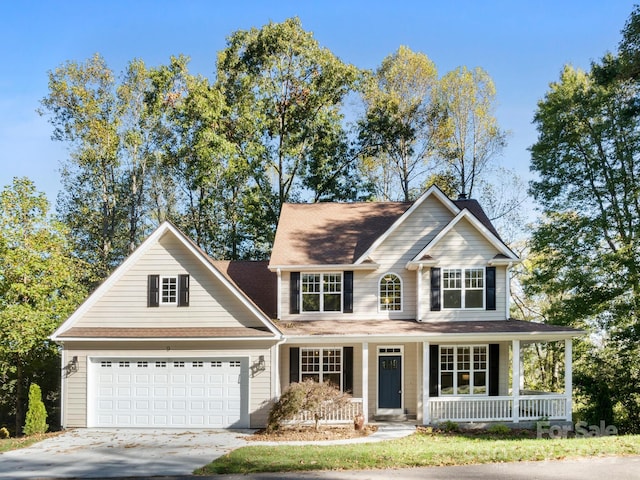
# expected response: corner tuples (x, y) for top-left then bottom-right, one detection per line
(51, 185), (582, 429)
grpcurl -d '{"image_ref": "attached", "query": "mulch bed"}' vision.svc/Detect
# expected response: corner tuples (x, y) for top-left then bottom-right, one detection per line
(246, 424), (378, 442)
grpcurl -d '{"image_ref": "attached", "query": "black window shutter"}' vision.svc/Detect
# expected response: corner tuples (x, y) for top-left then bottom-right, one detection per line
(343, 271), (354, 313)
(178, 274), (190, 307)
(430, 268), (441, 311)
(147, 275), (159, 307)
(343, 346), (353, 393)
(429, 344), (439, 397)
(486, 267), (496, 311)
(489, 343), (499, 396)
(289, 347), (300, 384)
(290, 272), (300, 314)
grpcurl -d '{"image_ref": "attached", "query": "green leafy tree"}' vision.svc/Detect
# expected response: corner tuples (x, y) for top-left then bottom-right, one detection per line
(359, 46), (444, 201)
(527, 52), (640, 431)
(0, 178), (86, 434)
(23, 383), (48, 436)
(437, 66), (507, 197)
(216, 17), (363, 250)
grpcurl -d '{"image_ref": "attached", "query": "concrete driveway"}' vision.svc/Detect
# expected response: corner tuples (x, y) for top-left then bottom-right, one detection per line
(0, 428), (251, 479)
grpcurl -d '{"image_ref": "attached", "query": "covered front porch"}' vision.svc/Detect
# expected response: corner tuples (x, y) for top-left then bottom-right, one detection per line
(426, 339), (573, 423)
(278, 319), (582, 426)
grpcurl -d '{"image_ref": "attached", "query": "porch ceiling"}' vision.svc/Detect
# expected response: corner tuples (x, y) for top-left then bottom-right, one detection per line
(279, 318), (583, 343)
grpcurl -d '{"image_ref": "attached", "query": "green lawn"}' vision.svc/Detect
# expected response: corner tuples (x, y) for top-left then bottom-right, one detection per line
(0, 433), (55, 453)
(197, 431), (640, 475)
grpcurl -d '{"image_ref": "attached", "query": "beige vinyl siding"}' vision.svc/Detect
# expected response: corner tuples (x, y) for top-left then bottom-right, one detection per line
(76, 233), (264, 329)
(62, 341), (276, 428)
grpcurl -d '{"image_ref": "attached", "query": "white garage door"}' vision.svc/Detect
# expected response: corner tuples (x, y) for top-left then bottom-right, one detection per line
(89, 358), (249, 428)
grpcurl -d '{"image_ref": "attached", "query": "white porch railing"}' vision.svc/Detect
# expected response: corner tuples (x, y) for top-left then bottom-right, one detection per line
(429, 394), (567, 422)
(288, 398), (363, 425)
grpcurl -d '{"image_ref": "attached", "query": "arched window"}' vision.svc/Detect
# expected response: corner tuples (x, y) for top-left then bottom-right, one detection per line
(379, 273), (402, 311)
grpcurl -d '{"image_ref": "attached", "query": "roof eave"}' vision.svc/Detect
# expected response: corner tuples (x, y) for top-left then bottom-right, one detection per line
(268, 263), (380, 272)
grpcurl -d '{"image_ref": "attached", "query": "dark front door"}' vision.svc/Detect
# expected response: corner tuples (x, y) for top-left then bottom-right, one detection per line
(378, 355), (402, 409)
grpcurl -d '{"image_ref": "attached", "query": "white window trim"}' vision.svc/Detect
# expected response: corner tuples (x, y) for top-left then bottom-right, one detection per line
(378, 272), (403, 313)
(299, 347), (344, 390)
(300, 272), (343, 313)
(160, 275), (178, 305)
(438, 345), (489, 396)
(441, 267), (485, 310)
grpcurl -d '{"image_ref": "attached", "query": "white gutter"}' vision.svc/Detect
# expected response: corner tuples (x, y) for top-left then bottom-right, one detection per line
(54, 336), (282, 342)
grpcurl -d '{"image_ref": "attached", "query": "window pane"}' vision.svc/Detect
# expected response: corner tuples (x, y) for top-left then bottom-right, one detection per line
(324, 373), (341, 389)
(457, 372), (470, 394)
(323, 293), (341, 311)
(443, 269), (462, 288)
(465, 269), (484, 288)
(302, 294), (320, 311)
(441, 372), (454, 395)
(323, 349), (341, 372)
(301, 349), (320, 373)
(301, 373), (320, 383)
(474, 372), (487, 394)
(457, 347), (470, 370)
(473, 346), (487, 370)
(465, 290), (483, 308)
(443, 290), (462, 308)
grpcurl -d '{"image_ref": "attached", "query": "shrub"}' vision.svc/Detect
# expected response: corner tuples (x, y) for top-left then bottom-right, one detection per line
(488, 423), (511, 435)
(267, 379), (352, 432)
(440, 420), (460, 433)
(0, 427), (9, 439)
(23, 384), (48, 436)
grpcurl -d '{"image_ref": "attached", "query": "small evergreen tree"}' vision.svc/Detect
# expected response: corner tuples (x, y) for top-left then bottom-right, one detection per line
(23, 383), (48, 436)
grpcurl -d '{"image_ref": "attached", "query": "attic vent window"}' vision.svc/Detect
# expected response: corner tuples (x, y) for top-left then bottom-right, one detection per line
(161, 276), (178, 304)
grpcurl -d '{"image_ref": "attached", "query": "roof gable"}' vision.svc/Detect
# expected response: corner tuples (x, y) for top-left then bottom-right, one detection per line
(52, 222), (282, 340)
(408, 209), (519, 267)
(353, 185), (460, 264)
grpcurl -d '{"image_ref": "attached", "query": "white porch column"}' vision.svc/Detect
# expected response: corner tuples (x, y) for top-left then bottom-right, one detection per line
(565, 338), (573, 422)
(512, 339), (520, 423)
(422, 341), (430, 424)
(416, 265), (423, 322)
(362, 343), (369, 422)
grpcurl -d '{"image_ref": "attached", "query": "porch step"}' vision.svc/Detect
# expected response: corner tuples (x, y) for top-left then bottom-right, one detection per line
(374, 414), (416, 422)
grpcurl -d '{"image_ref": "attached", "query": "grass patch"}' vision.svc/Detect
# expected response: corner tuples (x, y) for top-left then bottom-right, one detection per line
(196, 431), (640, 475)
(0, 433), (57, 453)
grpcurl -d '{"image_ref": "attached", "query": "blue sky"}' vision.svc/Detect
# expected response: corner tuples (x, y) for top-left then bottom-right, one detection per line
(0, 0), (635, 205)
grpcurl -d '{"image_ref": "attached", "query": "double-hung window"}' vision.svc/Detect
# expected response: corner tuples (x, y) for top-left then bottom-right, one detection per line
(440, 345), (487, 395)
(301, 273), (342, 312)
(300, 347), (342, 389)
(442, 268), (484, 309)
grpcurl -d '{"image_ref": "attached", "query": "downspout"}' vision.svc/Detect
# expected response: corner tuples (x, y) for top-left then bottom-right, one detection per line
(59, 343), (65, 429)
(273, 338), (286, 398)
(505, 262), (513, 319)
(416, 264), (423, 322)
